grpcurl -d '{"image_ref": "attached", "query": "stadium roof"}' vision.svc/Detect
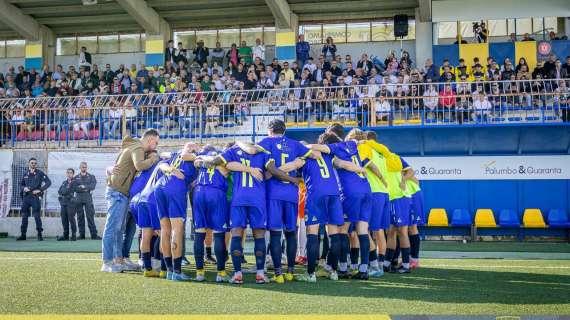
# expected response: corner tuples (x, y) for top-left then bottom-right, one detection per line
(0, 0), (419, 38)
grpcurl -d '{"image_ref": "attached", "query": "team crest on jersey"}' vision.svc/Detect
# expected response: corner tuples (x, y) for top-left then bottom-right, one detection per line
(237, 150), (243, 156)
(277, 144), (282, 150)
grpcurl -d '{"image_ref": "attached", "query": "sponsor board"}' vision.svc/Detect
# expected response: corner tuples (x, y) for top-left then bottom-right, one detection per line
(406, 155), (570, 180)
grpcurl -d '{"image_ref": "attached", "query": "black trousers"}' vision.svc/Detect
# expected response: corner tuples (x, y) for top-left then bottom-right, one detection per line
(20, 195), (42, 235)
(75, 195), (98, 237)
(60, 203), (77, 237)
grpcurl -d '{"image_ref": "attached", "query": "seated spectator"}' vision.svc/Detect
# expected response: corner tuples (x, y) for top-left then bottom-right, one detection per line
(322, 37), (337, 62)
(521, 33), (535, 41)
(455, 59), (470, 80)
(473, 93), (492, 121)
(550, 59), (569, 80)
(439, 84), (456, 121)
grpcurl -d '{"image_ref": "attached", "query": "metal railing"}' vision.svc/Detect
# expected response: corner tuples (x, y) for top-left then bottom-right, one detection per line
(1, 79), (569, 149)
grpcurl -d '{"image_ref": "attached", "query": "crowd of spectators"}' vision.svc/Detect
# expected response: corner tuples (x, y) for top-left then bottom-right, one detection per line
(1, 35), (570, 143)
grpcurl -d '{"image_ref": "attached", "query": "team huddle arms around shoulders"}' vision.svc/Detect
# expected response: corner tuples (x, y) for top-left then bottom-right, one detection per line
(117, 120), (424, 284)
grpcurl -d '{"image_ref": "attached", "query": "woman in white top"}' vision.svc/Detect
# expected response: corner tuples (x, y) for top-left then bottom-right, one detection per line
(473, 94), (492, 122)
(423, 85), (439, 120)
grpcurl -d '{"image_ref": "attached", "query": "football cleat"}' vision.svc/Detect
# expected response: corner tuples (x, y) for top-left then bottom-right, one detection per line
(284, 272), (295, 281)
(410, 260), (419, 269)
(159, 271), (168, 279)
(329, 271), (339, 281)
(296, 273), (317, 283)
(171, 272), (193, 282)
(195, 269), (206, 282)
(397, 266), (411, 274)
(255, 273), (270, 284)
(338, 270), (351, 279)
(369, 267), (385, 278)
(166, 271), (174, 280)
(272, 274), (285, 284)
(216, 271), (230, 283)
(229, 273), (243, 284)
(351, 271), (369, 280)
(144, 270), (160, 278)
(315, 268), (330, 278)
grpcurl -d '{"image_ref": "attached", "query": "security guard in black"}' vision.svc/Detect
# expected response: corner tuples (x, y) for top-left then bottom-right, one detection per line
(18, 158), (51, 241)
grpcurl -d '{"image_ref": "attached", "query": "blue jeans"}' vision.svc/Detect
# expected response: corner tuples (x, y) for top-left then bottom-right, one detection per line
(102, 187), (129, 262)
(122, 211), (137, 258)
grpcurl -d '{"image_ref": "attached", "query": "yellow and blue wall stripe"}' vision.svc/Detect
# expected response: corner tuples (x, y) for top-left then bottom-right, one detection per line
(145, 39), (164, 67)
(275, 31), (296, 62)
(24, 44), (43, 70)
(432, 40), (570, 71)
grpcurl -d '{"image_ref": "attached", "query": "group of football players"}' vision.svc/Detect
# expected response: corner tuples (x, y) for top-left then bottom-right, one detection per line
(123, 120), (424, 284)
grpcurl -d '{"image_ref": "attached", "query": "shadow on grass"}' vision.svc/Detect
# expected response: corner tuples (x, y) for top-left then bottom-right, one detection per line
(192, 266), (570, 305)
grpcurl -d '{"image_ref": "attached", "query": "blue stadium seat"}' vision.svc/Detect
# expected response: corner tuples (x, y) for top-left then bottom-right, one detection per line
(543, 116), (557, 121)
(450, 209), (471, 227)
(498, 209), (520, 227)
(525, 116), (540, 121)
(424, 118), (437, 124)
(491, 117), (505, 123)
(507, 117), (522, 122)
(547, 209), (570, 228)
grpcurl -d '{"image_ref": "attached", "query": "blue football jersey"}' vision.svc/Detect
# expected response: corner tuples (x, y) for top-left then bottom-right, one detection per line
(155, 151), (197, 194)
(302, 153), (340, 198)
(220, 146), (271, 208)
(258, 136), (311, 203)
(129, 162), (158, 198)
(196, 166), (228, 191)
(328, 141), (371, 195)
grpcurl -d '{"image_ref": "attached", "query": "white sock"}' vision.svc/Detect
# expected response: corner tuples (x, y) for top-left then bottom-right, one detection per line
(351, 263), (358, 270)
(256, 270), (265, 276)
(324, 264), (333, 272)
(339, 262), (348, 272)
(403, 262), (410, 269)
(383, 260), (391, 267)
(359, 264), (368, 272)
(235, 271), (242, 277)
(370, 260), (379, 269)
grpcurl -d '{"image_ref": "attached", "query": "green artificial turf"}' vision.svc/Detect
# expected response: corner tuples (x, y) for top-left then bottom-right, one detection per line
(1, 251), (569, 315)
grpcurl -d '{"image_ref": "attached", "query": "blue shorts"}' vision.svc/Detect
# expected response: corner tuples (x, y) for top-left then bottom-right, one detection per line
(192, 187), (229, 232)
(230, 205), (267, 230)
(267, 199), (298, 231)
(138, 201), (160, 230)
(155, 187), (187, 219)
(370, 192), (390, 231)
(304, 194), (344, 227)
(342, 193), (372, 223)
(390, 197), (411, 227)
(410, 191), (425, 226)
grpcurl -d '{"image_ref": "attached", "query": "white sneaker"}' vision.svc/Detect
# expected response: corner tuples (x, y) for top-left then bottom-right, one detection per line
(101, 262), (114, 273)
(123, 258), (141, 271)
(243, 264), (260, 274)
(138, 259), (144, 268)
(111, 263), (124, 273)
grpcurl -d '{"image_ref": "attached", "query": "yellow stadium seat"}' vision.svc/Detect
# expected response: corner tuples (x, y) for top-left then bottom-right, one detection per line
(343, 121), (358, 126)
(393, 119), (406, 125)
(407, 119), (421, 124)
(286, 122), (308, 127)
(312, 122), (328, 127)
(475, 209), (497, 228)
(427, 208), (448, 227)
(523, 209), (547, 228)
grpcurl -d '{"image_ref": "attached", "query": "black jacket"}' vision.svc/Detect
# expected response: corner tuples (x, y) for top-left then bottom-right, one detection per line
(58, 179), (75, 205)
(20, 169), (51, 198)
(73, 173), (97, 194)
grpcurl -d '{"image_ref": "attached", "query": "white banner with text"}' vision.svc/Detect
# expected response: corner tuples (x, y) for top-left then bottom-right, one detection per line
(0, 151), (13, 218)
(406, 155), (570, 180)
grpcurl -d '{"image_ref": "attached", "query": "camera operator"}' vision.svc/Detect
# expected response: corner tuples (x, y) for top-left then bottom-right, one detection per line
(473, 21), (488, 43)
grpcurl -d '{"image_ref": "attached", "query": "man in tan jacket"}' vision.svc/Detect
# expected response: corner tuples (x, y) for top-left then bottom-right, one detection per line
(101, 129), (160, 273)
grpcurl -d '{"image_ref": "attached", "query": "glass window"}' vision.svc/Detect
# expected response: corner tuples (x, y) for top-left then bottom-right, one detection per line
(516, 18), (532, 35)
(6, 39), (25, 58)
(176, 31), (197, 49)
(141, 33), (146, 52)
(57, 37), (77, 55)
(489, 19), (507, 36)
(218, 28), (240, 47)
(119, 34), (141, 52)
(507, 19), (516, 35)
(98, 35), (119, 53)
(196, 30), (216, 48)
(438, 22), (457, 39)
(460, 21), (476, 39)
(0, 41), (5, 58)
(532, 17), (544, 34)
(241, 27), (263, 47)
(78, 36), (97, 54)
(371, 21), (394, 41)
(323, 23), (346, 43)
(347, 23), (370, 43)
(544, 17), (558, 34)
(263, 26), (276, 46)
(300, 25), (322, 44)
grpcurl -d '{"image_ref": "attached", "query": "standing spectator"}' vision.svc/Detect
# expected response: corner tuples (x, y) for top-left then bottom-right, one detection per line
(509, 33), (517, 42)
(543, 54), (557, 76)
(296, 34), (310, 69)
(226, 43), (240, 67)
(357, 54), (373, 76)
(78, 46), (92, 71)
(521, 33), (535, 41)
(239, 40), (253, 65)
(175, 42), (188, 67)
(193, 40), (209, 66)
(563, 56), (570, 75)
(253, 38), (266, 63)
(210, 42), (225, 67)
(101, 129), (159, 273)
(322, 37), (337, 62)
(17, 158), (51, 241)
(549, 31), (560, 41)
(57, 168), (77, 241)
(165, 40), (176, 66)
(73, 162), (99, 240)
